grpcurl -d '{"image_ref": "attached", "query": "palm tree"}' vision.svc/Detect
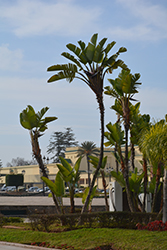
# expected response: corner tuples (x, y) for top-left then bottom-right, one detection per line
(104, 69), (142, 212)
(77, 141), (99, 187)
(47, 33), (128, 213)
(20, 105), (61, 214)
(139, 120), (166, 214)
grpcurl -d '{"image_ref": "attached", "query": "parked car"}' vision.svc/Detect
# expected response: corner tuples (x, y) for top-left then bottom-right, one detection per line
(28, 186), (40, 192)
(0, 185), (16, 192)
(38, 187), (51, 193)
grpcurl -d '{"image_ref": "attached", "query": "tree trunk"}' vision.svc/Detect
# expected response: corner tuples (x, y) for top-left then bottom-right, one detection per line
(151, 162), (162, 213)
(142, 157), (147, 212)
(87, 154), (91, 187)
(101, 170), (109, 211)
(30, 131), (61, 214)
(70, 187), (75, 213)
(123, 105), (136, 212)
(130, 143), (135, 171)
(163, 168), (167, 223)
(81, 94), (104, 213)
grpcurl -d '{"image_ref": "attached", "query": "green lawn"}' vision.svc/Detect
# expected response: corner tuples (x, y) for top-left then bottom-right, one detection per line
(0, 227), (167, 249)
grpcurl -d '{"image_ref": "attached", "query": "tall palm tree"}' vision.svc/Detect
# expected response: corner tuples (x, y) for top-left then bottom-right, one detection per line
(77, 141), (99, 187)
(104, 69), (141, 212)
(47, 33), (128, 213)
(20, 105), (61, 214)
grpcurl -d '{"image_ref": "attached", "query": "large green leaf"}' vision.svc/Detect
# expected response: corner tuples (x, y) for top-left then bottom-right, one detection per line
(66, 43), (81, 57)
(56, 163), (72, 183)
(20, 105), (37, 130)
(104, 41), (116, 54)
(36, 107), (49, 121)
(85, 42), (95, 62)
(90, 33), (98, 46)
(48, 63), (77, 83)
(82, 185), (97, 207)
(61, 52), (83, 69)
(59, 157), (72, 173)
(89, 155), (107, 170)
(74, 157), (82, 174)
(110, 171), (125, 187)
(41, 176), (58, 195)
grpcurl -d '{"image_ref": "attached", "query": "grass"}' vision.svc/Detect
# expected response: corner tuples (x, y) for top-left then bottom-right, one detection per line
(0, 225), (167, 249)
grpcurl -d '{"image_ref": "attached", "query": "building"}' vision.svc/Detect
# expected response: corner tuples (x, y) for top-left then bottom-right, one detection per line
(0, 146), (143, 189)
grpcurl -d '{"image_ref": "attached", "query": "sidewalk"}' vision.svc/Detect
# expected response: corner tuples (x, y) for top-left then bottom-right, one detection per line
(0, 242), (57, 250)
(0, 196), (106, 206)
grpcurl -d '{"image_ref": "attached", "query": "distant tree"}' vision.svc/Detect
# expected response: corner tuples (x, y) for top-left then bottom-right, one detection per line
(47, 127), (78, 162)
(0, 160), (2, 167)
(6, 157), (37, 167)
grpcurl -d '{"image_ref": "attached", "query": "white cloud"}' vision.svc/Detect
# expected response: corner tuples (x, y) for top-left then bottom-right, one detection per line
(0, 44), (23, 71)
(112, 0), (167, 41)
(0, 0), (101, 37)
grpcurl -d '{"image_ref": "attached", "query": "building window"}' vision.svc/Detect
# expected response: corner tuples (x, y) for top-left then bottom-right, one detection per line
(86, 178), (88, 184)
(79, 179), (84, 184)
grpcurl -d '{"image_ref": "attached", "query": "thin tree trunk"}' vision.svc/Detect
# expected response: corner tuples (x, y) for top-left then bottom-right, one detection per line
(151, 162), (161, 213)
(87, 154), (91, 187)
(163, 168), (167, 223)
(70, 187), (75, 213)
(81, 94), (104, 213)
(101, 170), (109, 211)
(131, 143), (135, 171)
(123, 105), (136, 212)
(30, 131), (61, 214)
(115, 144), (119, 174)
(142, 158), (147, 212)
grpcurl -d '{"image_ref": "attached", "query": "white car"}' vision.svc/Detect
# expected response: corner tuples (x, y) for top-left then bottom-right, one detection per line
(28, 187), (40, 192)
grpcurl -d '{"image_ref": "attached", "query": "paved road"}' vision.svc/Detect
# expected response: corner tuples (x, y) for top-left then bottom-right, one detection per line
(0, 242), (57, 250)
(0, 196), (106, 206)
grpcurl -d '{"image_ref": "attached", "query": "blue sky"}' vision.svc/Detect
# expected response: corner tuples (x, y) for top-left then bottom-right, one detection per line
(0, 0), (167, 167)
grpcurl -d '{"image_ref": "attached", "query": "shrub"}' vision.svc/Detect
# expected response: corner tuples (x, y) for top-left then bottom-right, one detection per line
(136, 220), (167, 231)
(28, 211), (160, 231)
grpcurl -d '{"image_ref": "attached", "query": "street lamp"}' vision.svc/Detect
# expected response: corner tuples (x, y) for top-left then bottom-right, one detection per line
(106, 164), (113, 182)
(22, 170), (26, 189)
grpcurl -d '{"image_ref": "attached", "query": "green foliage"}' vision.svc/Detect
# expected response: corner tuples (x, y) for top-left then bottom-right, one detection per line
(89, 155), (107, 170)
(28, 211), (159, 231)
(57, 156), (82, 185)
(47, 33), (128, 92)
(82, 186), (97, 207)
(20, 105), (57, 133)
(42, 172), (64, 198)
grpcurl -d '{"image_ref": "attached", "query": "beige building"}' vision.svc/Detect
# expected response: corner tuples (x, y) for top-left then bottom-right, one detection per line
(0, 146), (143, 189)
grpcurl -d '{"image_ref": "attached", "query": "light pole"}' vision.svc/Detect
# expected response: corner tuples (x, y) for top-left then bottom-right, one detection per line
(22, 170), (26, 190)
(106, 164), (113, 182)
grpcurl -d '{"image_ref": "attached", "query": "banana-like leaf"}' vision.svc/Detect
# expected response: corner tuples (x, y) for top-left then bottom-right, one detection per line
(56, 163), (72, 183)
(59, 157), (72, 173)
(82, 185), (97, 207)
(66, 43), (81, 57)
(20, 105), (37, 130)
(61, 52), (83, 69)
(66, 43), (87, 65)
(74, 157), (82, 172)
(41, 177), (57, 195)
(104, 41), (116, 54)
(78, 40), (86, 50)
(90, 33), (98, 46)
(117, 47), (127, 54)
(36, 107), (49, 121)
(85, 42), (95, 62)
(110, 170), (125, 187)
(89, 155), (107, 170)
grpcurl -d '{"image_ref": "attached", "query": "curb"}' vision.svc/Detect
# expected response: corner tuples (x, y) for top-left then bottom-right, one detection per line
(0, 241), (57, 250)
